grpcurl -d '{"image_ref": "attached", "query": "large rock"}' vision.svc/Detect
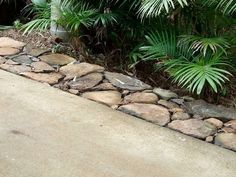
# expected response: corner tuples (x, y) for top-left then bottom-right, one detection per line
(82, 91), (122, 106)
(184, 100), (236, 121)
(27, 48), (50, 57)
(0, 37), (26, 49)
(214, 133), (236, 152)
(31, 61), (55, 73)
(205, 118), (223, 129)
(153, 88), (178, 100)
(11, 55), (33, 65)
(60, 63), (105, 80)
(119, 103), (170, 126)
(0, 64), (31, 74)
(39, 53), (76, 66)
(0, 47), (20, 56)
(168, 119), (217, 139)
(68, 73), (103, 91)
(104, 72), (152, 91)
(123, 92), (158, 104)
(20, 72), (64, 85)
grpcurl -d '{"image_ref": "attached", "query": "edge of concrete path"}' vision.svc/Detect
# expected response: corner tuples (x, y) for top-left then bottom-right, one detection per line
(0, 69), (235, 153)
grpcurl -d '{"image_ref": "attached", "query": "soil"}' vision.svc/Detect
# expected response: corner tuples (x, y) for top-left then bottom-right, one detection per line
(1, 29), (235, 108)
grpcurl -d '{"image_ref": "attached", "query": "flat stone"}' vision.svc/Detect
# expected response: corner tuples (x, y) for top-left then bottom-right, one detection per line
(40, 53), (76, 66)
(214, 133), (236, 152)
(20, 72), (64, 85)
(205, 118), (223, 129)
(224, 120), (236, 130)
(123, 92), (158, 104)
(153, 88), (178, 100)
(184, 100), (236, 121)
(68, 73), (103, 91)
(11, 55), (33, 65)
(171, 112), (190, 120)
(0, 37), (26, 49)
(82, 91), (122, 106)
(60, 63), (105, 80)
(0, 64), (31, 74)
(0, 57), (6, 64)
(104, 72), (152, 91)
(168, 119), (217, 139)
(0, 47), (20, 56)
(27, 48), (50, 57)
(92, 83), (117, 91)
(31, 62), (55, 73)
(119, 103), (170, 126)
(158, 99), (179, 109)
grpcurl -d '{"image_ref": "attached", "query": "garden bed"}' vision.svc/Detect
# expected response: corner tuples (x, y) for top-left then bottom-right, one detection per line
(0, 36), (235, 152)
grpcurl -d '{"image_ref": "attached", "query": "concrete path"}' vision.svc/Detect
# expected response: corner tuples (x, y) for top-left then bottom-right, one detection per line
(0, 69), (235, 177)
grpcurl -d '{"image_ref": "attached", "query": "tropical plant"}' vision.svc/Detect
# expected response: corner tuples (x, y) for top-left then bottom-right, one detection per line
(20, 0), (236, 97)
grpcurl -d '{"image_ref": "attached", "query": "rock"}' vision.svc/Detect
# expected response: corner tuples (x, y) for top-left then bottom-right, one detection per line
(104, 72), (152, 91)
(205, 136), (214, 143)
(60, 63), (105, 80)
(0, 57), (6, 64)
(111, 105), (119, 110)
(168, 119), (217, 139)
(40, 53), (76, 66)
(224, 120), (236, 130)
(0, 47), (20, 56)
(31, 61), (55, 73)
(20, 72), (64, 85)
(184, 100), (236, 121)
(214, 133), (236, 152)
(82, 91), (122, 106)
(0, 37), (26, 49)
(119, 103), (170, 126)
(205, 118), (223, 129)
(158, 99), (179, 109)
(53, 81), (69, 91)
(5, 59), (19, 65)
(221, 127), (236, 133)
(11, 55), (33, 65)
(0, 64), (31, 74)
(27, 48), (50, 57)
(68, 89), (79, 95)
(171, 112), (190, 120)
(170, 98), (185, 105)
(31, 57), (40, 62)
(91, 83), (117, 91)
(153, 88), (178, 100)
(68, 73), (103, 91)
(123, 92), (158, 104)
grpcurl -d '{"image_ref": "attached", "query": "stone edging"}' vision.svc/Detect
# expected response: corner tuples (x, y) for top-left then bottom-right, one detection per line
(0, 37), (236, 152)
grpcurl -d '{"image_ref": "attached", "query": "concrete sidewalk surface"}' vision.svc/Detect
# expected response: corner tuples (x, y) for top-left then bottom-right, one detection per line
(0, 69), (235, 177)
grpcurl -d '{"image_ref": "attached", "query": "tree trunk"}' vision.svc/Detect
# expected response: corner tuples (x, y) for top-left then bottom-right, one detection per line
(50, 0), (69, 41)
